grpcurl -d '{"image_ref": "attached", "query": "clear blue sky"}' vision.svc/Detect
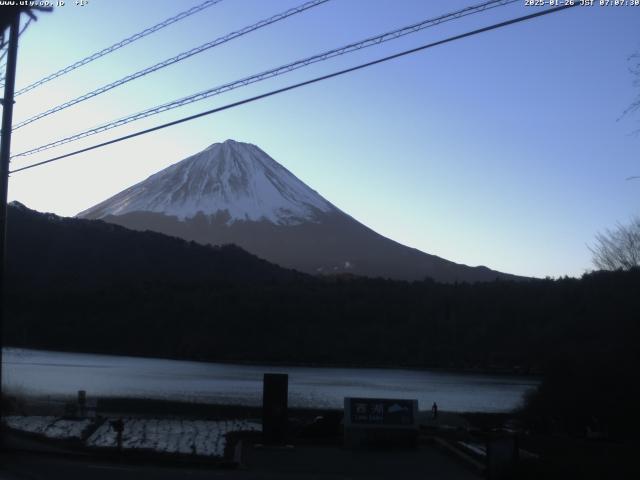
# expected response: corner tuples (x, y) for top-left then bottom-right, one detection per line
(5, 0), (640, 278)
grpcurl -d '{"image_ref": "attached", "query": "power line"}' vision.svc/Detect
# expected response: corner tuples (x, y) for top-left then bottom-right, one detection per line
(17, 17), (32, 36)
(10, 4), (577, 175)
(14, 0), (225, 97)
(12, 0), (517, 157)
(13, 0), (330, 130)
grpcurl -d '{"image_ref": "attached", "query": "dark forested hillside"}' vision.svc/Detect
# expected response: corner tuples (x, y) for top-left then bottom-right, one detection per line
(4, 202), (639, 375)
(6, 202), (304, 290)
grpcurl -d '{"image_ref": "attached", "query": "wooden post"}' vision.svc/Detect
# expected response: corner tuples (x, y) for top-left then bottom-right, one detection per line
(0, 11), (21, 437)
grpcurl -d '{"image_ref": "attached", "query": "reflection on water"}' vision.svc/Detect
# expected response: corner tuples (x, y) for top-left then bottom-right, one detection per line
(2, 348), (538, 412)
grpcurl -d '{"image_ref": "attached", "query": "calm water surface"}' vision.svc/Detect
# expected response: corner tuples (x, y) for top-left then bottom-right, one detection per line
(2, 348), (538, 412)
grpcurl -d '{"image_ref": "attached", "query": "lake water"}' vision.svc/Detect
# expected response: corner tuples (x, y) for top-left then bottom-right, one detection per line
(2, 348), (539, 413)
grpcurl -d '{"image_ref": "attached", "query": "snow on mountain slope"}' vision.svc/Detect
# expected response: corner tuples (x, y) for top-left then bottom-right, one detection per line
(79, 139), (523, 282)
(78, 140), (335, 225)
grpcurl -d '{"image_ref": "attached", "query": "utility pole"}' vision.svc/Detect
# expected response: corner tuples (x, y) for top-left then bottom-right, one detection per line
(0, 11), (21, 437)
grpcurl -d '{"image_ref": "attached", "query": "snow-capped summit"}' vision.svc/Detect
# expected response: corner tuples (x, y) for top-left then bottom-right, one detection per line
(78, 139), (335, 225)
(79, 140), (522, 283)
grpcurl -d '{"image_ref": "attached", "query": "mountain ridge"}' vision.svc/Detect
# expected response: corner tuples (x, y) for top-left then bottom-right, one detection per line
(78, 139), (523, 283)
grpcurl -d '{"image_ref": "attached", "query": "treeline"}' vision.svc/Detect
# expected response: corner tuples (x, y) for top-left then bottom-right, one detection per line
(6, 270), (639, 372)
(4, 203), (638, 377)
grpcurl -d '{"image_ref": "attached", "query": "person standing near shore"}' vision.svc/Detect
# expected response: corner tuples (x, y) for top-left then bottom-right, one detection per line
(432, 402), (438, 420)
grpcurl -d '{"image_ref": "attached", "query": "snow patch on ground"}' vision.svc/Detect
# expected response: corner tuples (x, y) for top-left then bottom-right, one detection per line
(86, 418), (261, 458)
(4, 415), (261, 458)
(43, 418), (93, 440)
(3, 416), (92, 440)
(458, 441), (486, 457)
(3, 416), (58, 435)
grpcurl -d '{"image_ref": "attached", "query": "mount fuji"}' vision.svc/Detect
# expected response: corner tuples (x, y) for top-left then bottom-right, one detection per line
(78, 140), (519, 283)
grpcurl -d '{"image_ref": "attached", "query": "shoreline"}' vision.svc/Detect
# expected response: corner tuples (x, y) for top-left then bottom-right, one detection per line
(2, 345), (543, 378)
(3, 392), (519, 420)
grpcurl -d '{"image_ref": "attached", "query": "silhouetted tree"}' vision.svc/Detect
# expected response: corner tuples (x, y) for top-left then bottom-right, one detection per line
(590, 216), (640, 270)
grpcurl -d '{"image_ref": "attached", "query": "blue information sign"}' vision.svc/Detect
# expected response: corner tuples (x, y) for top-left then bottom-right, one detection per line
(347, 397), (416, 426)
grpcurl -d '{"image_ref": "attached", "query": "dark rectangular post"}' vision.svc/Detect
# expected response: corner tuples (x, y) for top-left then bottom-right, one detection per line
(77, 390), (86, 417)
(262, 373), (288, 445)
